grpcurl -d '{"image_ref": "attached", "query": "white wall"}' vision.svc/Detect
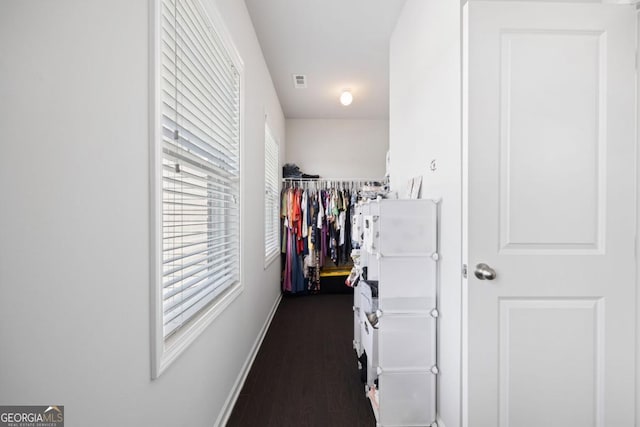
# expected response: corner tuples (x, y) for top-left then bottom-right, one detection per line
(390, 1), (462, 426)
(636, 8), (640, 426)
(286, 118), (388, 179)
(0, 1), (284, 426)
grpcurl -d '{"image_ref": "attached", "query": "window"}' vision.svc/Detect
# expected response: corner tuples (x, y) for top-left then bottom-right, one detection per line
(264, 123), (279, 264)
(151, 0), (243, 378)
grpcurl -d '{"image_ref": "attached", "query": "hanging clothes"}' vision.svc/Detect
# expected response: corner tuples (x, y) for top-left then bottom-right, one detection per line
(280, 180), (372, 294)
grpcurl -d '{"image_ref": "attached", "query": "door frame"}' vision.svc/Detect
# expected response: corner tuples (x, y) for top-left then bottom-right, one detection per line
(611, 43), (639, 405)
(460, 3), (470, 426)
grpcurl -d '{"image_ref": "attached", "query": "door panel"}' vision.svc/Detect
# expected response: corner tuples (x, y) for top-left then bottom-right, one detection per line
(498, 298), (603, 426)
(464, 2), (636, 426)
(499, 30), (604, 253)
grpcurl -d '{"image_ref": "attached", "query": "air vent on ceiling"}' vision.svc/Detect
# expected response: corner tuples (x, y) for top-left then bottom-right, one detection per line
(292, 74), (307, 89)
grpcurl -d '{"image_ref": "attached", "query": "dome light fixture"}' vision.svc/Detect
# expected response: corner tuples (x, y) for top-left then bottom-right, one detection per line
(339, 90), (353, 106)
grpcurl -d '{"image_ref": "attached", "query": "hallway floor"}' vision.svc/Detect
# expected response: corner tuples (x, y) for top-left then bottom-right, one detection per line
(226, 293), (376, 426)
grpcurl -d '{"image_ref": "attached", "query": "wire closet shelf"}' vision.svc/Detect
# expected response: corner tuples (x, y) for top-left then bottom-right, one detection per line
(282, 177), (388, 191)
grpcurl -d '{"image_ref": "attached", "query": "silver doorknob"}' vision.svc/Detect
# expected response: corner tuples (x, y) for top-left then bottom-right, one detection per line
(474, 263), (497, 280)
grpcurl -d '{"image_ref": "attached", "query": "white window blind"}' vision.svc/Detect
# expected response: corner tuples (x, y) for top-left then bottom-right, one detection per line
(264, 124), (279, 261)
(159, 0), (240, 340)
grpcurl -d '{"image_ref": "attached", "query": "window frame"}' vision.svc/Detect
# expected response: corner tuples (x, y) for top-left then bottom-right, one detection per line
(149, 0), (245, 379)
(264, 122), (280, 267)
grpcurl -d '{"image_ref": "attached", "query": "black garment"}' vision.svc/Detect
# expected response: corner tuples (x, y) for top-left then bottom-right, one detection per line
(342, 190), (352, 264)
(310, 196), (318, 246)
(283, 163), (302, 178)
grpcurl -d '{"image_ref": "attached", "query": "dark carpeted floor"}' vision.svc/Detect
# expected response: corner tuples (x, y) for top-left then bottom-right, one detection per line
(226, 293), (376, 427)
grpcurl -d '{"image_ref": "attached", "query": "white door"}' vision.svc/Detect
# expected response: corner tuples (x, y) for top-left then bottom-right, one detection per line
(464, 2), (637, 427)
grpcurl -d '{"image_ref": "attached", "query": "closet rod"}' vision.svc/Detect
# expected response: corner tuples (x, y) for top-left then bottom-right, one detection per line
(281, 177), (386, 182)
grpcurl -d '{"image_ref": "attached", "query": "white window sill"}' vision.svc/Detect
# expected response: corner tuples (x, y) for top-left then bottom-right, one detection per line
(151, 282), (243, 379)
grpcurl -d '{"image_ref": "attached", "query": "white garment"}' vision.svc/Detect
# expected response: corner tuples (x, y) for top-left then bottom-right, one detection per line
(317, 193), (324, 229)
(338, 211), (346, 246)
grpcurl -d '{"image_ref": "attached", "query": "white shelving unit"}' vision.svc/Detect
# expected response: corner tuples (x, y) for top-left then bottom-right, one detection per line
(353, 198), (439, 427)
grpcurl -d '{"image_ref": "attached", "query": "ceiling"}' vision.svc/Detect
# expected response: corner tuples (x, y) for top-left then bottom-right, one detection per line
(244, 0), (407, 120)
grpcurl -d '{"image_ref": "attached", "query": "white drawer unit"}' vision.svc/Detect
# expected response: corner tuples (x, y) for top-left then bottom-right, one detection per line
(363, 214), (378, 254)
(355, 198), (439, 427)
(353, 284), (362, 357)
(356, 202), (374, 279)
(352, 205), (364, 248)
(360, 309), (378, 387)
(358, 280), (379, 387)
(365, 198), (436, 258)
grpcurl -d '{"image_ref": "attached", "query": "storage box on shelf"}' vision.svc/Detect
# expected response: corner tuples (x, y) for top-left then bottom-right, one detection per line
(351, 200), (371, 360)
(355, 198), (439, 427)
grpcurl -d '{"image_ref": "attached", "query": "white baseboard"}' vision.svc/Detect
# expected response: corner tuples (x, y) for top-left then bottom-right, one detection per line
(214, 293), (283, 427)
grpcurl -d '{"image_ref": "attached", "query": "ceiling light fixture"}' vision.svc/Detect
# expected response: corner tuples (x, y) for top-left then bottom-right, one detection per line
(339, 90), (353, 106)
